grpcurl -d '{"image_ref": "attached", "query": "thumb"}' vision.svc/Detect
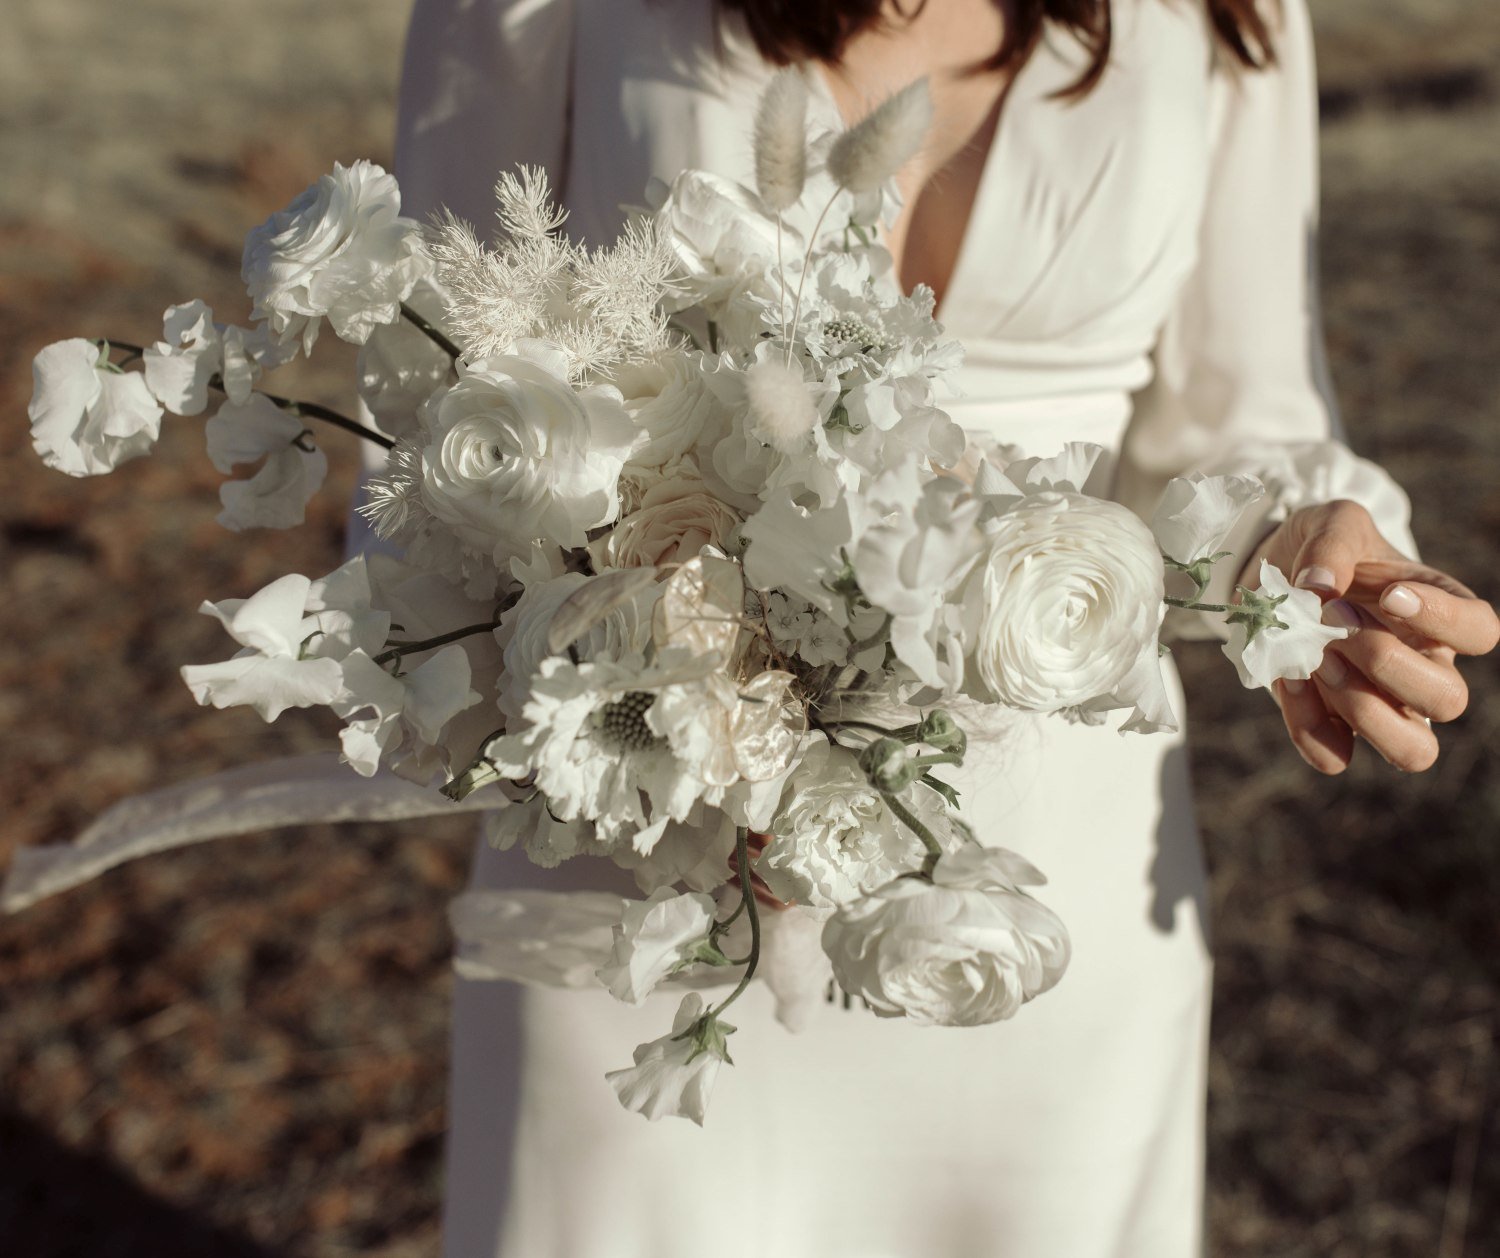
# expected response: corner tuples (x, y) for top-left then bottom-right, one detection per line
(1288, 502), (1373, 600)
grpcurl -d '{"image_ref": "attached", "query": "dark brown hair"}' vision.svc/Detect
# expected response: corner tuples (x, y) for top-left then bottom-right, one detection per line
(718, 0), (1276, 98)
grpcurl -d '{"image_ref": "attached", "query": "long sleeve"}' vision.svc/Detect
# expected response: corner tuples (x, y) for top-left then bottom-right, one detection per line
(394, 0), (575, 227)
(1117, 0), (1415, 630)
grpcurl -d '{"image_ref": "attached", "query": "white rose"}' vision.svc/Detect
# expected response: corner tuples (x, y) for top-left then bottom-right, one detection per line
(29, 339), (163, 477)
(590, 478), (740, 570)
(821, 846), (1071, 1026)
(242, 159), (429, 352)
(419, 347), (632, 565)
(961, 491), (1164, 711)
(1223, 560), (1349, 689)
(596, 887), (719, 1004)
(756, 737), (920, 908)
(615, 350), (722, 469)
(605, 992), (731, 1125)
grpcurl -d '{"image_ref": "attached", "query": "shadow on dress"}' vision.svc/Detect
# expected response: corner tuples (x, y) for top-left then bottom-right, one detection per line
(1147, 744), (1211, 947)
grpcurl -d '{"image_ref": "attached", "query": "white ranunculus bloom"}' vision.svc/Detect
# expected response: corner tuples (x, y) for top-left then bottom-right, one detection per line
(143, 300), (222, 416)
(960, 491), (1164, 712)
(205, 394), (327, 531)
(29, 338), (163, 477)
(605, 992), (730, 1125)
(614, 349), (722, 470)
(596, 887), (719, 1004)
(1151, 472), (1266, 567)
(756, 736), (923, 908)
(418, 346), (633, 566)
(821, 846), (1071, 1026)
(242, 159), (429, 352)
(1223, 560), (1349, 689)
(590, 478), (740, 570)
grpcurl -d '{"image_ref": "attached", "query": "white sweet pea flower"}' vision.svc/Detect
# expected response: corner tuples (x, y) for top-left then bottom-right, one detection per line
(29, 338), (163, 476)
(334, 644), (479, 778)
(1223, 560), (1349, 689)
(605, 992), (732, 1125)
(596, 887), (720, 1004)
(821, 846), (1071, 1026)
(142, 300), (222, 416)
(180, 574), (348, 720)
(960, 491), (1164, 713)
(181, 559), (391, 722)
(355, 278), (454, 439)
(418, 344), (632, 567)
(740, 490), (858, 624)
(242, 159), (429, 352)
(755, 736), (926, 909)
(1151, 472), (1266, 567)
(205, 394), (327, 531)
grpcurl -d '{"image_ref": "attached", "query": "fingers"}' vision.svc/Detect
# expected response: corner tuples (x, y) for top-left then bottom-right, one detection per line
(1322, 600), (1470, 722)
(1289, 500), (1379, 598)
(1311, 652), (1440, 773)
(1377, 581), (1500, 657)
(1276, 677), (1354, 774)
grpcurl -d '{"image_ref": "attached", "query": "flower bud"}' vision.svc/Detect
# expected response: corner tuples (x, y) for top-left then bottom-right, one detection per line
(860, 737), (920, 793)
(916, 709), (966, 758)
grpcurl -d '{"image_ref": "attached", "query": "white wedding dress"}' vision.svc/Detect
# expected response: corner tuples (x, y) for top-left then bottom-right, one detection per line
(390, 2), (1416, 1255)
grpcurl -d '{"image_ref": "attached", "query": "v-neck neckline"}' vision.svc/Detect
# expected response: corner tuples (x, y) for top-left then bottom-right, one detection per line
(798, 49), (1041, 325)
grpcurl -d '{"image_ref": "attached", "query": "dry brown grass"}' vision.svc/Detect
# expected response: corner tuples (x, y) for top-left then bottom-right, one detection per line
(0, 2), (1495, 1254)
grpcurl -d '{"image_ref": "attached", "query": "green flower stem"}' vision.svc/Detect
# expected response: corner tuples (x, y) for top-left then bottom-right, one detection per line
(1164, 596), (1231, 614)
(709, 827), (762, 1019)
(373, 618), (499, 667)
(881, 790), (944, 879)
(845, 613), (893, 659)
(908, 752), (963, 771)
(399, 301), (463, 360)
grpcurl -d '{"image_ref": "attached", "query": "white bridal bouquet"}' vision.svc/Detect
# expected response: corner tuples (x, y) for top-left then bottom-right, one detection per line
(9, 73), (1347, 1124)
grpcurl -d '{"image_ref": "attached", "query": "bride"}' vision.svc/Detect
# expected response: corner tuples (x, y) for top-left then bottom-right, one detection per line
(388, 1), (1498, 1254)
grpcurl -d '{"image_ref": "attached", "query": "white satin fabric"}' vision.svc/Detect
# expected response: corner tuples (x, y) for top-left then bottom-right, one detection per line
(390, 2), (1413, 1255)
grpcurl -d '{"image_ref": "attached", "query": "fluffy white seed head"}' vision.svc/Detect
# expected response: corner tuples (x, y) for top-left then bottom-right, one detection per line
(745, 358), (819, 454)
(826, 77), (933, 195)
(753, 69), (809, 212)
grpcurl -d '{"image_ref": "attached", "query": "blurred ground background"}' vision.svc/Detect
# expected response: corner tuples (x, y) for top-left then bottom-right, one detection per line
(0, 2), (1495, 1255)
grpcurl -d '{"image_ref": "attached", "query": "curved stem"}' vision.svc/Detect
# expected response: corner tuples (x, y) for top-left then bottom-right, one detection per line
(1164, 596), (1231, 614)
(400, 301), (463, 360)
(710, 827), (762, 1019)
(784, 189), (840, 365)
(373, 618), (498, 667)
(881, 791), (943, 879)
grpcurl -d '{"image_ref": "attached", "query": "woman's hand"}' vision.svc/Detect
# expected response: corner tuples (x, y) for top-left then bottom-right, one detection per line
(1243, 500), (1498, 774)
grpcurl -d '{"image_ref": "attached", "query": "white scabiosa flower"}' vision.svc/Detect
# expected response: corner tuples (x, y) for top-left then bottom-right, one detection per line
(596, 887), (720, 1004)
(1223, 560), (1349, 689)
(826, 78), (932, 196)
(29, 338), (163, 476)
(606, 992), (732, 1125)
(753, 68), (809, 212)
(821, 846), (1071, 1026)
(242, 159), (429, 352)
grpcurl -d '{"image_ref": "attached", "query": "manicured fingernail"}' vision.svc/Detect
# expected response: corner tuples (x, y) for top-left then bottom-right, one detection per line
(1380, 584), (1421, 618)
(1295, 566), (1338, 593)
(1318, 653), (1348, 687)
(1323, 599), (1362, 632)
(1282, 677), (1306, 695)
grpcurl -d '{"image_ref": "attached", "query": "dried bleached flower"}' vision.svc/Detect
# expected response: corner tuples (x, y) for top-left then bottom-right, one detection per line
(753, 69), (809, 212)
